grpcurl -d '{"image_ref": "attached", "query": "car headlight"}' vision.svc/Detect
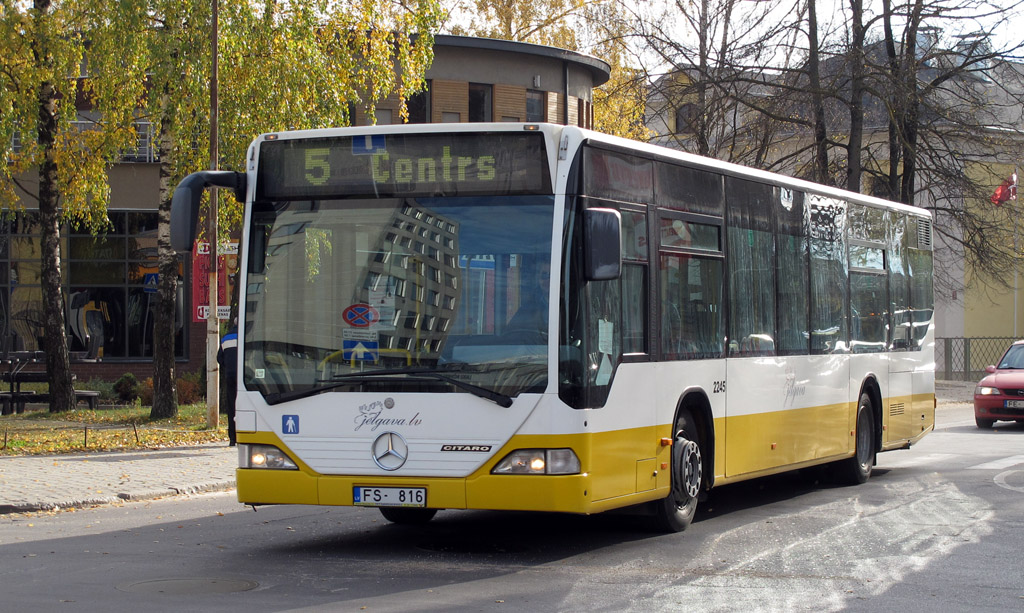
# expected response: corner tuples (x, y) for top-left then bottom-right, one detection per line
(492, 449), (581, 475)
(975, 386), (1000, 396)
(239, 444), (298, 470)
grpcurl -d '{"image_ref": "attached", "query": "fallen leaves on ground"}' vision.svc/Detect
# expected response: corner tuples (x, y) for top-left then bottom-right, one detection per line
(0, 404), (228, 456)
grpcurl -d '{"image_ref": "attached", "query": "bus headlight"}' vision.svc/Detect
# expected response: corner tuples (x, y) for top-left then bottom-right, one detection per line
(239, 444), (298, 470)
(975, 386), (1000, 396)
(492, 449), (580, 475)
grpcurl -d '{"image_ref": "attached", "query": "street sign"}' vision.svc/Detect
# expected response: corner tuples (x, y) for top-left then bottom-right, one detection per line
(342, 339), (379, 362)
(143, 273), (159, 294)
(352, 134), (387, 155)
(342, 303), (380, 328)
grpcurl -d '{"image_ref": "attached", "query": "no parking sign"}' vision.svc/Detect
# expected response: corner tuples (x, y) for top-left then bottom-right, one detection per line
(342, 303), (380, 328)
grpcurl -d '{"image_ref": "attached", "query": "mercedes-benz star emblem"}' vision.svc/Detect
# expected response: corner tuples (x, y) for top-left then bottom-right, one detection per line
(371, 431), (409, 471)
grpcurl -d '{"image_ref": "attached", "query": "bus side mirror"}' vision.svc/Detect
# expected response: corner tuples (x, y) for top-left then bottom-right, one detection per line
(170, 170), (247, 252)
(583, 208), (622, 281)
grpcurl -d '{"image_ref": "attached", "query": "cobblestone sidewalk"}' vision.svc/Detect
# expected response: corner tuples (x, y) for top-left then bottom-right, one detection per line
(0, 443), (236, 514)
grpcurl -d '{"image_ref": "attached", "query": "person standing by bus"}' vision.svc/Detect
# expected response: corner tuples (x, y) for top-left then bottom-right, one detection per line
(217, 320), (238, 446)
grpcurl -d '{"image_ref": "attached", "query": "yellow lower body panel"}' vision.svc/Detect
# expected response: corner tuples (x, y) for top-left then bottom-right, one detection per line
(236, 430), (669, 515)
(235, 393), (935, 513)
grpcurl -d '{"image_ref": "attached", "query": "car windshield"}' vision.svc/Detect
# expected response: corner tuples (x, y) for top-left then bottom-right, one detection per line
(243, 195), (555, 402)
(997, 344), (1024, 369)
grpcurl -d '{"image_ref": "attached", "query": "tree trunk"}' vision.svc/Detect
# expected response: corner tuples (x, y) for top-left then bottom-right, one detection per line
(807, 0), (829, 184)
(150, 101), (178, 419)
(882, 0), (901, 200)
(694, 0), (712, 157)
(898, 0), (925, 206)
(846, 0), (865, 193)
(33, 0), (75, 413)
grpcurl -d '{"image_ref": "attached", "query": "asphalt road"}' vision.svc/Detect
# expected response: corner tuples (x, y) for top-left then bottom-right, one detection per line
(1, 399), (1021, 612)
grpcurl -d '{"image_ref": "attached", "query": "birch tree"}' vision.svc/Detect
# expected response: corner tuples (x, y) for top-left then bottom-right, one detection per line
(1, 0), (149, 412)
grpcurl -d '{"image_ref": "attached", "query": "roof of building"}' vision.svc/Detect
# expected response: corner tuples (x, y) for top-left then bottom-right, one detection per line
(434, 35), (611, 87)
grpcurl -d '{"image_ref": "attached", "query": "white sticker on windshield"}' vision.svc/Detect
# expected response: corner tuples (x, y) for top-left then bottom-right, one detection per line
(596, 354), (612, 386)
(598, 319), (614, 355)
(369, 287), (396, 331)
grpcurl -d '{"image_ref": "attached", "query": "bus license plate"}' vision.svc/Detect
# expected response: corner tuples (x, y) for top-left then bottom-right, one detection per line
(1005, 400), (1024, 409)
(353, 486), (426, 507)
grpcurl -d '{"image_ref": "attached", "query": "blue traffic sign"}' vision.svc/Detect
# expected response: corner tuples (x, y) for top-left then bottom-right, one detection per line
(143, 272), (159, 293)
(342, 340), (379, 362)
(352, 135), (386, 155)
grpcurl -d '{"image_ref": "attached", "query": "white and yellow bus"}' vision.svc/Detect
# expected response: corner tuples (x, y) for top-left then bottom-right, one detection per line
(171, 123), (934, 531)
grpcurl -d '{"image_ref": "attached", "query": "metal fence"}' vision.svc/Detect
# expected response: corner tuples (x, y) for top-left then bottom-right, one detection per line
(936, 337), (1019, 381)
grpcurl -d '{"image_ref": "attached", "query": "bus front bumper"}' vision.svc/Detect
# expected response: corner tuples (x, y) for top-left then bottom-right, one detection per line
(236, 467), (598, 514)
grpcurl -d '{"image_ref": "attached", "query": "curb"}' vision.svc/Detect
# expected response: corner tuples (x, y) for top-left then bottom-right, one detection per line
(0, 479), (235, 515)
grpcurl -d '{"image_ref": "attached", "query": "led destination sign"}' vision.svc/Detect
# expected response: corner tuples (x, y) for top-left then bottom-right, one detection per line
(256, 132), (551, 200)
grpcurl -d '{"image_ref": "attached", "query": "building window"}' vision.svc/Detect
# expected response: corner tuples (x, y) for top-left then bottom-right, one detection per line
(1, 211), (186, 360)
(469, 83), (493, 122)
(526, 90), (545, 122)
(675, 103), (698, 134)
(406, 82), (431, 124)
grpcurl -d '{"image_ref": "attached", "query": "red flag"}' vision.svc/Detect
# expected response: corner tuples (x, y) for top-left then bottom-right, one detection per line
(990, 172), (1017, 206)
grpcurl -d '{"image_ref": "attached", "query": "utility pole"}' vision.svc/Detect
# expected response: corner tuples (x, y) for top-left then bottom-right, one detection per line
(206, 0), (220, 429)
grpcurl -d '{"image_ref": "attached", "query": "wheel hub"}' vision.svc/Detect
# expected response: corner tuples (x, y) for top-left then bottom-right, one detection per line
(675, 438), (702, 500)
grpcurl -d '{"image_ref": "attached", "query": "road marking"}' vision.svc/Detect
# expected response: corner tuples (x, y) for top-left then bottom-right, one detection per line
(636, 476), (993, 613)
(967, 455), (1024, 470)
(879, 452), (955, 468)
(994, 470), (1024, 493)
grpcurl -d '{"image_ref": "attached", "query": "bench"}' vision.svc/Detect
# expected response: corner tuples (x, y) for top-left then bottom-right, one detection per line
(74, 390), (100, 410)
(0, 390), (101, 412)
(0, 391), (36, 414)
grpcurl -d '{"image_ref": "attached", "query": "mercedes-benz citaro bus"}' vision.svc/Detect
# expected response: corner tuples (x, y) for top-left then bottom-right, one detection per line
(170, 123), (935, 532)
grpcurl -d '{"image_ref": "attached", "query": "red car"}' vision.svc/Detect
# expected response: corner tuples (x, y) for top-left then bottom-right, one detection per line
(974, 340), (1024, 428)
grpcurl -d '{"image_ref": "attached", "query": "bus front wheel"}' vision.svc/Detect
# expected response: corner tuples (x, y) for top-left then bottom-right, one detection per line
(379, 507), (438, 525)
(652, 410), (702, 533)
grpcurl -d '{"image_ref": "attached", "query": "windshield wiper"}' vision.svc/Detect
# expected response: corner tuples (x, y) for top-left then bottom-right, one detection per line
(264, 368), (514, 407)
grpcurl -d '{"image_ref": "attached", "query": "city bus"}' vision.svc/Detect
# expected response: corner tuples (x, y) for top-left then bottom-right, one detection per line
(171, 123), (935, 532)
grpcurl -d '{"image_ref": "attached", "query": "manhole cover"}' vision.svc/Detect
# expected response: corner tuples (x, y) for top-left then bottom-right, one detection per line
(117, 578), (259, 595)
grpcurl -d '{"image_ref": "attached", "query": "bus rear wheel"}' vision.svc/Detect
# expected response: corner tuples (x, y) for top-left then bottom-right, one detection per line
(835, 392), (875, 485)
(379, 507), (437, 525)
(652, 411), (702, 533)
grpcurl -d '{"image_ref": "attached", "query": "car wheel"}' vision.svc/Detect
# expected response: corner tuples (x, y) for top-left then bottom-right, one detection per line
(379, 507), (437, 525)
(651, 410), (702, 533)
(976, 417), (996, 429)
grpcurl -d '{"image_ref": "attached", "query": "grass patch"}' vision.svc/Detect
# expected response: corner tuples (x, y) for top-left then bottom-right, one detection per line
(0, 403), (228, 456)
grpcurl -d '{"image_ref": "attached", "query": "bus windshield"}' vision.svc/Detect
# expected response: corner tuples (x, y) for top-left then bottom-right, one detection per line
(243, 195), (555, 403)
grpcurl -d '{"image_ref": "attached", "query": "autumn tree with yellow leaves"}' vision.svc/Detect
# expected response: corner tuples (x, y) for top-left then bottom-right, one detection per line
(1, 0), (441, 414)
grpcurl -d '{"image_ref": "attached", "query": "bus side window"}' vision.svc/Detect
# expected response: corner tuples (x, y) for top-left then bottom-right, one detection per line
(660, 254), (724, 360)
(726, 177), (776, 357)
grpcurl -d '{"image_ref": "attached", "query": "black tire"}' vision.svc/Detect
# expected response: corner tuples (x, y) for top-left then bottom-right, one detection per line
(836, 392), (875, 485)
(976, 417), (996, 429)
(379, 507), (437, 525)
(652, 410), (703, 533)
